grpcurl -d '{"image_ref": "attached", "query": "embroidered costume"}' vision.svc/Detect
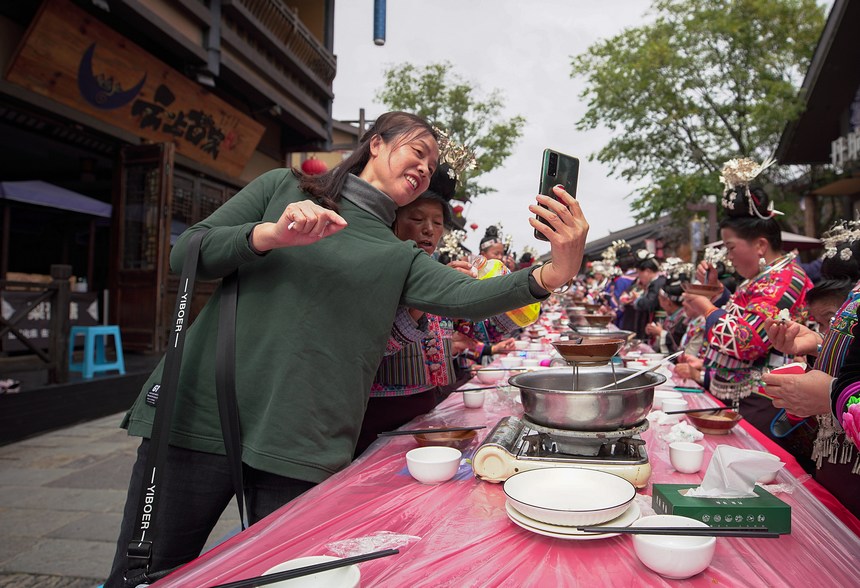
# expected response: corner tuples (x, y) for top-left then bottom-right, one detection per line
(703, 255), (811, 404)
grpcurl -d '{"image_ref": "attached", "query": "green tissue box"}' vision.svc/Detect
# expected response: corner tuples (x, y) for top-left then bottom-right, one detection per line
(652, 484), (791, 535)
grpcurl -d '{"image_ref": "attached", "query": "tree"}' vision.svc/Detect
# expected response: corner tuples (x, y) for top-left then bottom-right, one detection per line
(571, 0), (826, 221)
(377, 61), (525, 202)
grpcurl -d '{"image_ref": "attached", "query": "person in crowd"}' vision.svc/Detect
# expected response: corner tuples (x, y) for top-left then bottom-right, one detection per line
(479, 224), (506, 260)
(355, 159), (519, 457)
(105, 111), (590, 586)
(518, 251), (535, 270)
(761, 221), (860, 518)
(645, 259), (692, 354)
(682, 157), (813, 451)
(619, 249), (666, 339)
(599, 240), (636, 321)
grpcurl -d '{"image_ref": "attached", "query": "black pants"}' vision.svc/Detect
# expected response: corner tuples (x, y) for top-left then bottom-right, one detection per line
(104, 439), (315, 587)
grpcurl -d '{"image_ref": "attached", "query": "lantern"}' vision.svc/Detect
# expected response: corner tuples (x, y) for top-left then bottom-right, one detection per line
(452, 204), (464, 215)
(470, 222), (479, 231)
(301, 157), (328, 175)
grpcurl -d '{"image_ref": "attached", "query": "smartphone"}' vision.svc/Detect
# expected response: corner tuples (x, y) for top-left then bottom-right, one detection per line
(534, 149), (579, 241)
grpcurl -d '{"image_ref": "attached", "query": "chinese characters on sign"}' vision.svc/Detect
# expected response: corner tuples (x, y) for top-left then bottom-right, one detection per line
(131, 84), (237, 161)
(831, 129), (860, 169)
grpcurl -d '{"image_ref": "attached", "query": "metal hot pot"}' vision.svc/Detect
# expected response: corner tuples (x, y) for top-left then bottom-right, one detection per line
(508, 366), (666, 431)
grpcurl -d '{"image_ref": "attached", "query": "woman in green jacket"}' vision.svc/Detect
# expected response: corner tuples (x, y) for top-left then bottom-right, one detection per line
(106, 111), (588, 586)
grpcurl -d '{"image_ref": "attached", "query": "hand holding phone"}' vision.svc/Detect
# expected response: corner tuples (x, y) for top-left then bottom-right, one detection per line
(534, 149), (579, 241)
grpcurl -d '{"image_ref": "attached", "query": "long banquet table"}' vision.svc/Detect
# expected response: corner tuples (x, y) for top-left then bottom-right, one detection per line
(156, 370), (860, 587)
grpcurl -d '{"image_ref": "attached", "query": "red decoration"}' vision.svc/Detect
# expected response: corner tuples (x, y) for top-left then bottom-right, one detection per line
(300, 157), (328, 175)
(470, 222), (479, 231)
(452, 204), (464, 215)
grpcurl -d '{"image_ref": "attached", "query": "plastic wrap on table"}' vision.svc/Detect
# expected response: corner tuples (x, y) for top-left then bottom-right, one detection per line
(157, 368), (860, 587)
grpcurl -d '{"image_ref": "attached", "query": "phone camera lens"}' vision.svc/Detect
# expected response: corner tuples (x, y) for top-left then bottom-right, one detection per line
(549, 153), (558, 176)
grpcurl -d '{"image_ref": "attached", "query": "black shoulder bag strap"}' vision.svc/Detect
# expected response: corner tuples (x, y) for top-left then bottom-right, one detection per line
(215, 270), (246, 530)
(125, 229), (246, 583)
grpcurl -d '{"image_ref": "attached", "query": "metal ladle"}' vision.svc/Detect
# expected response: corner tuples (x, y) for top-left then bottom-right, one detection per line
(593, 351), (683, 391)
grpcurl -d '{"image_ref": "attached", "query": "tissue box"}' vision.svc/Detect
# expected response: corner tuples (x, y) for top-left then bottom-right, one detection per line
(652, 484), (791, 534)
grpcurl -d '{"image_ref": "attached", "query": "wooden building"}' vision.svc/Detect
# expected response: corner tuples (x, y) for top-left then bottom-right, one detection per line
(0, 0), (336, 353)
(776, 0), (860, 235)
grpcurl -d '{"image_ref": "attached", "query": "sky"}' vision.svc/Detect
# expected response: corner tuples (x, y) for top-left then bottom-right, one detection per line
(330, 0), (655, 258)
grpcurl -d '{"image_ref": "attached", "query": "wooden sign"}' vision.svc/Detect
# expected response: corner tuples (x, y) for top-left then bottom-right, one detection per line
(4, 0), (265, 179)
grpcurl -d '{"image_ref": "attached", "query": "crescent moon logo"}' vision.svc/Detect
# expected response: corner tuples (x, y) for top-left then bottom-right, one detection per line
(77, 43), (146, 110)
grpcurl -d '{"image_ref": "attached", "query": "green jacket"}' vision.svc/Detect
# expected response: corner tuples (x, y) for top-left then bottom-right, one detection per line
(124, 170), (545, 482)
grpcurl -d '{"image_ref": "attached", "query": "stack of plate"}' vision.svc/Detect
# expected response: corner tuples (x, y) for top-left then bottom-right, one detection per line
(505, 500), (641, 540)
(503, 467), (640, 541)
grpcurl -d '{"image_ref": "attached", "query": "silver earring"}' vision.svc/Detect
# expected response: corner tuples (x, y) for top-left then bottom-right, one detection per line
(758, 257), (766, 271)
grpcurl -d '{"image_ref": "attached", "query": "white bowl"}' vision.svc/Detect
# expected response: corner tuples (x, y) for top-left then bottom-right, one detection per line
(522, 358), (541, 368)
(499, 356), (523, 368)
(462, 389), (486, 408)
(653, 390), (683, 410)
(514, 340), (529, 350)
(406, 446), (461, 484)
(631, 515), (716, 579)
(474, 369), (503, 385)
(263, 555), (361, 587)
(503, 467), (636, 526)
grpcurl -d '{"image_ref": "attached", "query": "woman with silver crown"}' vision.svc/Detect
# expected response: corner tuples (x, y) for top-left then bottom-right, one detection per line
(682, 157), (814, 451)
(761, 220), (860, 522)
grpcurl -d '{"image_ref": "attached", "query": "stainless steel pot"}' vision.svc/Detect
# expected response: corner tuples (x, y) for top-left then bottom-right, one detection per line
(570, 326), (635, 341)
(508, 366), (666, 431)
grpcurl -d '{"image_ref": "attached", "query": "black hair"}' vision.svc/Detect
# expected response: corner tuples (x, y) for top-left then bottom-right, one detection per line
(295, 111), (436, 211)
(719, 186), (782, 250)
(416, 163), (456, 225)
(635, 257), (660, 272)
(615, 246), (637, 271)
(807, 278), (854, 307)
(480, 225), (503, 250)
(819, 240), (860, 282)
(661, 281), (685, 304)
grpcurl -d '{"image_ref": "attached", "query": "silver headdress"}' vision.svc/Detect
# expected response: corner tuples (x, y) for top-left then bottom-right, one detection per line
(719, 156), (782, 219)
(822, 220), (860, 261)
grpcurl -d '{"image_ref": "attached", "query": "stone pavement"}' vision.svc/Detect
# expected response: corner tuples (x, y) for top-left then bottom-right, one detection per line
(0, 413), (239, 587)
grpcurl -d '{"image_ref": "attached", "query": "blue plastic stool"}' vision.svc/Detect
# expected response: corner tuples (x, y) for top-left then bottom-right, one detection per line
(68, 325), (126, 379)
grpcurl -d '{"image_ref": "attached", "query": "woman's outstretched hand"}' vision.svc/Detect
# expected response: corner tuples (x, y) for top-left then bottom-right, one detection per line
(251, 200), (348, 251)
(529, 185), (589, 291)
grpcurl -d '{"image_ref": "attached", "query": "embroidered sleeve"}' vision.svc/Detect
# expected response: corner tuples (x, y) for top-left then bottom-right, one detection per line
(386, 306), (429, 355)
(705, 264), (810, 362)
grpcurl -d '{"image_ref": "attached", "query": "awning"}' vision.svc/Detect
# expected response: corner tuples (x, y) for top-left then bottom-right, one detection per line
(811, 177), (860, 196)
(0, 180), (111, 218)
(707, 231), (823, 251)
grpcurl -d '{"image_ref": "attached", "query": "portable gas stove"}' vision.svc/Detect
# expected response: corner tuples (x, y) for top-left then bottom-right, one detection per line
(472, 415), (652, 488)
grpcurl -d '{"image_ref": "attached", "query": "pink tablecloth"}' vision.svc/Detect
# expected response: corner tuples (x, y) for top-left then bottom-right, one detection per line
(156, 376), (859, 587)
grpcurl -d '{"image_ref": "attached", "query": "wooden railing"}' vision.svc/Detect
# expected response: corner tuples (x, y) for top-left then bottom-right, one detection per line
(0, 265), (70, 384)
(223, 0), (336, 93)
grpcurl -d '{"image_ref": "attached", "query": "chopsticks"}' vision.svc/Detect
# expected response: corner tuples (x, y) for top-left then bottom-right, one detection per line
(377, 425), (486, 437)
(662, 407), (736, 415)
(208, 548), (399, 588)
(454, 385), (503, 392)
(471, 367), (528, 372)
(575, 526), (778, 538)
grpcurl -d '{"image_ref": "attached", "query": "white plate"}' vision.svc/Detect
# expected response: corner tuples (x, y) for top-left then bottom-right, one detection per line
(506, 500), (641, 541)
